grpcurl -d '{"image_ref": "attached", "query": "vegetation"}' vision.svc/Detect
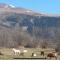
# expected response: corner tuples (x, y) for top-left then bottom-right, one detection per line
(0, 12), (59, 51)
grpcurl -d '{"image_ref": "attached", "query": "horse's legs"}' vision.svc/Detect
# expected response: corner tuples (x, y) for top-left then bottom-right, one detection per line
(55, 57), (58, 60)
(14, 51), (16, 55)
(49, 57), (52, 60)
(18, 52), (20, 55)
(47, 57), (52, 60)
(13, 51), (16, 55)
(15, 52), (16, 55)
(56, 57), (57, 60)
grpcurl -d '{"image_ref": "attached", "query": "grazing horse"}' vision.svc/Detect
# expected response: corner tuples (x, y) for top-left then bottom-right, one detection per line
(32, 52), (37, 57)
(41, 51), (44, 56)
(12, 48), (21, 55)
(47, 52), (58, 60)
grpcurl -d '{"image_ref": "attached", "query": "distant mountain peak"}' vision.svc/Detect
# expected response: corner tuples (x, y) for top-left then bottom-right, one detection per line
(0, 3), (15, 8)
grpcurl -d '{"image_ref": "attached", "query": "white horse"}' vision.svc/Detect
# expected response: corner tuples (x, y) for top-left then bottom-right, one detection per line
(12, 48), (21, 55)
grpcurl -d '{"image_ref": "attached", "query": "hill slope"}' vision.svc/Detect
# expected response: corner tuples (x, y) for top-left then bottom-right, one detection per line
(0, 4), (60, 48)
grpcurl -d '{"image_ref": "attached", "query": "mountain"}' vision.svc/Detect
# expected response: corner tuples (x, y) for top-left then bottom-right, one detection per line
(0, 3), (15, 8)
(0, 3), (60, 48)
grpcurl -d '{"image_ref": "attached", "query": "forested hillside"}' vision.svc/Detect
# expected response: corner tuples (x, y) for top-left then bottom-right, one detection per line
(0, 5), (60, 48)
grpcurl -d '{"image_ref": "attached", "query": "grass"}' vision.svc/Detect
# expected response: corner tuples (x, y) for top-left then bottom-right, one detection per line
(0, 48), (59, 60)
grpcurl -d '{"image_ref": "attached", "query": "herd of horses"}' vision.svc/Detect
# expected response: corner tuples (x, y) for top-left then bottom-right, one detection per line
(12, 48), (59, 60)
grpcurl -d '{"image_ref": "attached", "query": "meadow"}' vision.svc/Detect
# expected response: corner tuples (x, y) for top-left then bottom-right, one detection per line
(0, 48), (59, 60)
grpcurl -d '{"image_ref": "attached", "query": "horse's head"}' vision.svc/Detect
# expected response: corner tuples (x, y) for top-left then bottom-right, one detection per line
(12, 48), (16, 51)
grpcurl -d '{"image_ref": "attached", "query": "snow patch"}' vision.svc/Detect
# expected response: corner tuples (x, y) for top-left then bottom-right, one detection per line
(22, 26), (28, 31)
(26, 10), (32, 13)
(9, 4), (15, 8)
(30, 19), (33, 22)
(2, 22), (10, 26)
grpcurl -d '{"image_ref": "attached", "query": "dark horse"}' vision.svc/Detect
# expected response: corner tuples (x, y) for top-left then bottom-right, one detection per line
(47, 52), (58, 60)
(41, 51), (44, 56)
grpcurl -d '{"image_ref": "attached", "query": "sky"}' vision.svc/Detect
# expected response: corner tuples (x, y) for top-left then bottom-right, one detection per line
(0, 0), (60, 14)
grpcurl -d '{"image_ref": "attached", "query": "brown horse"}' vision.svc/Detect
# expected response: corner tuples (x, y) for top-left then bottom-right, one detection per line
(47, 52), (58, 60)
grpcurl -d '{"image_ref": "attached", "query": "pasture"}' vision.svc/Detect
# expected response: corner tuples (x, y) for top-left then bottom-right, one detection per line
(0, 48), (59, 60)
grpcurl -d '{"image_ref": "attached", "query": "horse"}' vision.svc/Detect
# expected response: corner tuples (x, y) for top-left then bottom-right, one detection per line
(12, 48), (21, 55)
(40, 51), (44, 56)
(47, 52), (58, 60)
(31, 52), (37, 57)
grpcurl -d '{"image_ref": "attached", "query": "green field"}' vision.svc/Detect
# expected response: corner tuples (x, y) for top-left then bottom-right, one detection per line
(0, 48), (59, 60)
